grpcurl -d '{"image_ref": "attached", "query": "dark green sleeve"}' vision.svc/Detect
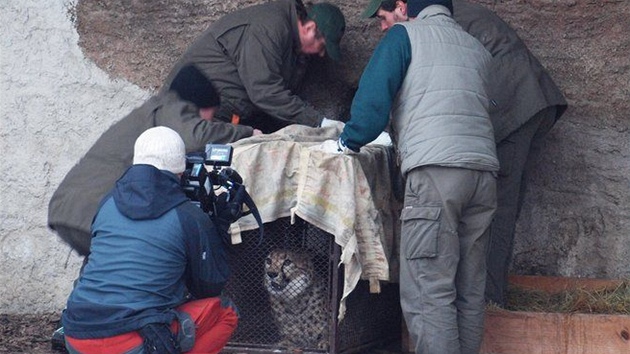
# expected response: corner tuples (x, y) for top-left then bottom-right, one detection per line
(340, 25), (411, 151)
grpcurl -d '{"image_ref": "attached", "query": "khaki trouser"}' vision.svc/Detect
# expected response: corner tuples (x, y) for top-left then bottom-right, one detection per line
(400, 166), (497, 354)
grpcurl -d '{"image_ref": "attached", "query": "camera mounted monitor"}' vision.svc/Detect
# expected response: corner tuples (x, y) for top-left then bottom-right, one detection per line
(181, 143), (263, 246)
(205, 144), (233, 167)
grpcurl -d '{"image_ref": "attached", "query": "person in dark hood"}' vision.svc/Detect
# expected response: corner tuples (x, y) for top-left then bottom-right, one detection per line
(360, 0), (568, 309)
(161, 0), (346, 133)
(48, 65), (261, 257)
(61, 126), (238, 354)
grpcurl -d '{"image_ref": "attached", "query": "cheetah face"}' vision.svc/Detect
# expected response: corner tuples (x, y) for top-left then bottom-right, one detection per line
(264, 249), (314, 300)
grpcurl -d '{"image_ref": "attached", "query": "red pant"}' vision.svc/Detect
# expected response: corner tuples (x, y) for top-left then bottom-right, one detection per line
(66, 297), (238, 354)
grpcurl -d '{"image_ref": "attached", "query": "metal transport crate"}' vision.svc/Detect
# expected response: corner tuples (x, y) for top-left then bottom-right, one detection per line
(222, 217), (401, 354)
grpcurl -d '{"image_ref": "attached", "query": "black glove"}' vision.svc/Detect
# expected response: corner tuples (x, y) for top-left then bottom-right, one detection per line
(138, 323), (180, 354)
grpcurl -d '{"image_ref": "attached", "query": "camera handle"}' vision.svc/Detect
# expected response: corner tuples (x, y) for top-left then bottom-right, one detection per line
(212, 181), (264, 246)
(232, 184), (264, 246)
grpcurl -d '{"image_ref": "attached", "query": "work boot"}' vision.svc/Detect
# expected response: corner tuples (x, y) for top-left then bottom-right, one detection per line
(51, 326), (68, 353)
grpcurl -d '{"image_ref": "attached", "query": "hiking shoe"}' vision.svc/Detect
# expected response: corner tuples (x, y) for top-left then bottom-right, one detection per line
(51, 326), (68, 353)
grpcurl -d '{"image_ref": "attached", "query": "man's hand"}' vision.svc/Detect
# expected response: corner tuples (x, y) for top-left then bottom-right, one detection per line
(320, 117), (345, 129)
(310, 138), (354, 154)
(366, 131), (392, 146)
(313, 139), (342, 154)
(252, 129), (263, 136)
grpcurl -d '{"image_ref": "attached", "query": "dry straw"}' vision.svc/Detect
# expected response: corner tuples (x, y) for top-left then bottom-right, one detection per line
(500, 281), (630, 314)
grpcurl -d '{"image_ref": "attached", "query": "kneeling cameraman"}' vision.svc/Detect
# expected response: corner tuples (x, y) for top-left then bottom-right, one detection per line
(61, 126), (238, 354)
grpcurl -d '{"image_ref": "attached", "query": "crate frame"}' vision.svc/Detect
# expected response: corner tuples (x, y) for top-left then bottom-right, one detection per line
(221, 217), (401, 354)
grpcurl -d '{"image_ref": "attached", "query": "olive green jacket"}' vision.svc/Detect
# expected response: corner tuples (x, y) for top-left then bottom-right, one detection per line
(48, 91), (253, 247)
(162, 0), (323, 130)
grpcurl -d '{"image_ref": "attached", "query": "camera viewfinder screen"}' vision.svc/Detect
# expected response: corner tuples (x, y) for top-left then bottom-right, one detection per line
(205, 144), (233, 166)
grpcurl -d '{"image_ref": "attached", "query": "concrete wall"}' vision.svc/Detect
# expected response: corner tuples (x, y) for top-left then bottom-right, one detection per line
(1, 0), (629, 314)
(0, 0), (150, 313)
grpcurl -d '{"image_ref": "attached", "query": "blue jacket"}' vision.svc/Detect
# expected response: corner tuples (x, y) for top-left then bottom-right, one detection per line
(62, 164), (229, 339)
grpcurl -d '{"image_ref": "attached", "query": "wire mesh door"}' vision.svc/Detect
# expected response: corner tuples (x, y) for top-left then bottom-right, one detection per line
(221, 217), (401, 354)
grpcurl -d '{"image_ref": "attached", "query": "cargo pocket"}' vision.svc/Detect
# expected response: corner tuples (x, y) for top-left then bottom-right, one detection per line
(400, 206), (441, 259)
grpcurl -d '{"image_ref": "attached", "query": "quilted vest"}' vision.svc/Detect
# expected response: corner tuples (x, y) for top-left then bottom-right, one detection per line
(391, 6), (499, 175)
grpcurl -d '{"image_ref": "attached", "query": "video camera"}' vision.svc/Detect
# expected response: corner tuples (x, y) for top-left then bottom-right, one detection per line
(181, 144), (263, 245)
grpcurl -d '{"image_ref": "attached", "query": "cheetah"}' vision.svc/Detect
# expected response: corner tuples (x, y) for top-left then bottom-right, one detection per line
(264, 249), (330, 350)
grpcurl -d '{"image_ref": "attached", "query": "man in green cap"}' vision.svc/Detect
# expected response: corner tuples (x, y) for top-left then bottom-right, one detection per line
(162, 0), (346, 134)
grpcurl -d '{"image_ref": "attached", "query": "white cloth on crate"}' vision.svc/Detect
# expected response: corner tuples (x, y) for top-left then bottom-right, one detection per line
(224, 124), (401, 320)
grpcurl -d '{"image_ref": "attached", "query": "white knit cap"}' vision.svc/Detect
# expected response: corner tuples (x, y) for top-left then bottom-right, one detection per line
(133, 126), (186, 174)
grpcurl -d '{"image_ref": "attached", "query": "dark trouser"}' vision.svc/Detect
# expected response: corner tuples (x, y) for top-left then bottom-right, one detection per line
(485, 107), (558, 306)
(51, 225), (91, 290)
(52, 225), (92, 256)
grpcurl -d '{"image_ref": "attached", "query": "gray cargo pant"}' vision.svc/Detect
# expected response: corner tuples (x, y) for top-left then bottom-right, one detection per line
(400, 166), (497, 354)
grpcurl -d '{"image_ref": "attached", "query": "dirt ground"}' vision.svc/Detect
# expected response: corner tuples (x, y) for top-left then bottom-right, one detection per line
(0, 313), (61, 354)
(0, 313), (404, 354)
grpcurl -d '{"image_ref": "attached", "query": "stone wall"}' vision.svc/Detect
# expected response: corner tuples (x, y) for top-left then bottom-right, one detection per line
(1, 0), (628, 313)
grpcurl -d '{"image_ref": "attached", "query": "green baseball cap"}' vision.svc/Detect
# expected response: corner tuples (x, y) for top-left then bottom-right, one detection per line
(361, 0), (383, 19)
(307, 2), (346, 61)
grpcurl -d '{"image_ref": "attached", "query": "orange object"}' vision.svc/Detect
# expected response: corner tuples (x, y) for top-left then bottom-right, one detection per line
(65, 297), (238, 354)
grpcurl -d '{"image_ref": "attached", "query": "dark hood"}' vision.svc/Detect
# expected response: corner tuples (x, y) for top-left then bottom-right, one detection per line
(113, 164), (189, 220)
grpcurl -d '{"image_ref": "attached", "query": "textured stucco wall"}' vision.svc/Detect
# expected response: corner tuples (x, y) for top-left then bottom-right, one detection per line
(1, 0), (629, 315)
(0, 0), (150, 314)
